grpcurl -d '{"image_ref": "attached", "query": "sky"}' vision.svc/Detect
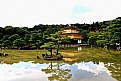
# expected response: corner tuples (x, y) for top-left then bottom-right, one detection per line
(0, 0), (121, 27)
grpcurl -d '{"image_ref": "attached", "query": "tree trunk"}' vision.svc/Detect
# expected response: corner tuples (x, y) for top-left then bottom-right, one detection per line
(50, 49), (52, 56)
(57, 43), (59, 54)
(57, 49), (58, 54)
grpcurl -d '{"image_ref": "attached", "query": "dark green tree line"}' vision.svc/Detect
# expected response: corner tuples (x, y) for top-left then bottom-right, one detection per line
(0, 17), (120, 49)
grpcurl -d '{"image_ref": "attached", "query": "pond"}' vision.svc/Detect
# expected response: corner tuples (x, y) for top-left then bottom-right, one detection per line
(0, 60), (120, 81)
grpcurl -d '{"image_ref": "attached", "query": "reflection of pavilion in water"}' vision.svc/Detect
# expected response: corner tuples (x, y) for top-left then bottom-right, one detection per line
(0, 61), (120, 81)
(41, 62), (72, 81)
(78, 47), (82, 51)
(41, 61), (119, 81)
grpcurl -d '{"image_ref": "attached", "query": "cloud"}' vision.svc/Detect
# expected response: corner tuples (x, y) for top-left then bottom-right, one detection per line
(73, 0), (121, 23)
(0, 61), (49, 81)
(0, 0), (121, 27)
(75, 62), (111, 76)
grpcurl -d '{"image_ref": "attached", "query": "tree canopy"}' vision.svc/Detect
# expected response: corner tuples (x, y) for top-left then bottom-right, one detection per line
(0, 17), (120, 50)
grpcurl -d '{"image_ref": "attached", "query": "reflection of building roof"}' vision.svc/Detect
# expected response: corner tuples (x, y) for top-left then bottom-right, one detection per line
(64, 26), (79, 30)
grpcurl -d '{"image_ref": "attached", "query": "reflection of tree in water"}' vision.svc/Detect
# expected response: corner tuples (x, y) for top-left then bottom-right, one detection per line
(42, 62), (72, 81)
(105, 62), (121, 81)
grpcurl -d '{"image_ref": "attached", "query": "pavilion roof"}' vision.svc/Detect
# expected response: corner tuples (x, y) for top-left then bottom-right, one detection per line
(64, 26), (79, 30)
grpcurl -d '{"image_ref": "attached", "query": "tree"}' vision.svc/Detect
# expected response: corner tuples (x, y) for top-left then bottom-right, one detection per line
(41, 31), (69, 56)
(42, 35), (49, 44)
(8, 34), (20, 42)
(3, 40), (12, 48)
(87, 31), (100, 45)
(4, 26), (14, 35)
(33, 24), (47, 32)
(0, 39), (3, 49)
(41, 42), (57, 56)
(8, 34), (20, 48)
(13, 27), (27, 37)
(2, 35), (9, 41)
(96, 40), (107, 47)
(13, 39), (26, 49)
(79, 30), (89, 43)
(29, 33), (42, 49)
(24, 34), (31, 47)
(97, 24), (121, 48)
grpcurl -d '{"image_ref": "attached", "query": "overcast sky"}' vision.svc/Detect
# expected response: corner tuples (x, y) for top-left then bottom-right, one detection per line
(0, 0), (121, 27)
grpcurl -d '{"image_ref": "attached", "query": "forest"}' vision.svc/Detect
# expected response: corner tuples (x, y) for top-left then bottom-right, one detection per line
(0, 17), (121, 50)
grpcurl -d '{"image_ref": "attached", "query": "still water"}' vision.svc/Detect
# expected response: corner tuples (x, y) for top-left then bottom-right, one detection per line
(0, 61), (120, 81)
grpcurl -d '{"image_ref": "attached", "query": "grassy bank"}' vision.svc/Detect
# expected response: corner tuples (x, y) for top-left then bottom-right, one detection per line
(0, 49), (49, 64)
(82, 47), (121, 61)
(60, 47), (121, 63)
(0, 47), (121, 64)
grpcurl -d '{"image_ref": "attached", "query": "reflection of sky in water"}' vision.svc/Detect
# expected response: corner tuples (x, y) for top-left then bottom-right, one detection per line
(69, 62), (116, 81)
(75, 62), (111, 76)
(0, 61), (117, 81)
(0, 61), (49, 81)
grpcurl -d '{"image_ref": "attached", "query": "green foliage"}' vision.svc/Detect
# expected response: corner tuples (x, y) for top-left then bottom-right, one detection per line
(3, 40), (12, 48)
(2, 35), (9, 41)
(41, 31), (67, 56)
(97, 23), (121, 47)
(9, 34), (20, 42)
(88, 31), (100, 45)
(96, 40), (107, 47)
(13, 39), (26, 48)
(13, 27), (27, 37)
(79, 30), (89, 43)
(24, 34), (31, 45)
(29, 33), (42, 49)
(4, 26), (14, 35)
(86, 18), (121, 49)
(0, 17), (120, 49)
(41, 42), (57, 49)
